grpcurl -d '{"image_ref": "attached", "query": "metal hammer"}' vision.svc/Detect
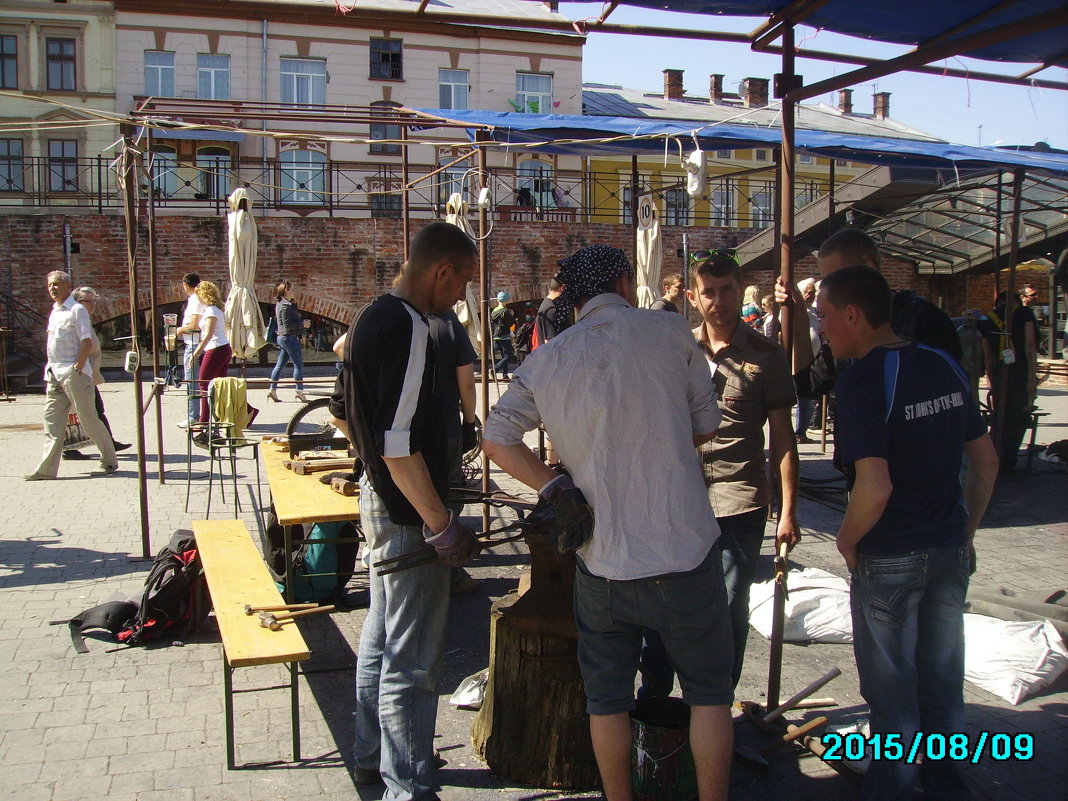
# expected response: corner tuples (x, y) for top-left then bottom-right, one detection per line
(243, 603), (318, 615)
(258, 605), (336, 630)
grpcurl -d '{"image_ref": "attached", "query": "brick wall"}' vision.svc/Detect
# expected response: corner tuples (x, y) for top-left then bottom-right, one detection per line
(0, 213), (974, 328)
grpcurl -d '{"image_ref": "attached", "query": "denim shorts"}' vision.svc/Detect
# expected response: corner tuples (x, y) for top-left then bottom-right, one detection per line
(574, 546), (734, 715)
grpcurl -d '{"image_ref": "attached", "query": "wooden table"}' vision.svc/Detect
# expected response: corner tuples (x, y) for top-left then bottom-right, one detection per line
(262, 440), (361, 526)
(261, 440), (363, 603)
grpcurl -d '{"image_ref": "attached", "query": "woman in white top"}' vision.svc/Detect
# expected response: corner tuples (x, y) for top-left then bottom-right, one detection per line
(190, 280), (232, 423)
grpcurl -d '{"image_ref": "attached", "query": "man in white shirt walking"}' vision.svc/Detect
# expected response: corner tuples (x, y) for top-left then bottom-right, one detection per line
(24, 271), (118, 480)
(175, 272), (204, 428)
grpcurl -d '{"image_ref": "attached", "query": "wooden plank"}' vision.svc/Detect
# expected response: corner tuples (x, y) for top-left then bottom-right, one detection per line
(193, 519), (311, 668)
(262, 441), (362, 527)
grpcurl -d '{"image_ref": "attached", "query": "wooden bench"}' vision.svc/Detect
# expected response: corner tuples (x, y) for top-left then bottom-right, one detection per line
(193, 518), (311, 769)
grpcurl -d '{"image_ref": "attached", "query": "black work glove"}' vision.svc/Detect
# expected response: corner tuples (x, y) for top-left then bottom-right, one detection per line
(462, 417), (481, 454)
(537, 473), (594, 555)
(423, 512), (481, 567)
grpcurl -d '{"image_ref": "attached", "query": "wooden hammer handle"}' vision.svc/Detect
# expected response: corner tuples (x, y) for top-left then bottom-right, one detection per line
(764, 667), (842, 724)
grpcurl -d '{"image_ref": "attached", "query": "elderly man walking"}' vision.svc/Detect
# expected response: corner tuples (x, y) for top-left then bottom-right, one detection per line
(24, 271), (118, 480)
(483, 245), (734, 801)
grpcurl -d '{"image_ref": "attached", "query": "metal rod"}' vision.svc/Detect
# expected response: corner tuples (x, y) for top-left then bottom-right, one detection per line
(120, 126), (152, 560)
(145, 127), (166, 485)
(477, 138), (491, 541)
(401, 126), (410, 263)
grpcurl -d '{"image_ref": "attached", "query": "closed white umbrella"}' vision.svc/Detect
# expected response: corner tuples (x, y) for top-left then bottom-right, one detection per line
(635, 203), (661, 309)
(224, 187), (266, 358)
(445, 192), (482, 348)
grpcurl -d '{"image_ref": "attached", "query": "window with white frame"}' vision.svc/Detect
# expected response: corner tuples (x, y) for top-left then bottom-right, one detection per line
(754, 149), (769, 162)
(47, 139), (78, 192)
(279, 147), (325, 204)
(439, 69), (469, 110)
(715, 149), (732, 159)
(515, 72), (552, 113)
(711, 184), (733, 227)
(795, 180), (820, 209)
(197, 54), (230, 100)
(369, 101), (401, 155)
(369, 38), (402, 80)
(150, 145), (178, 198)
(0, 138), (24, 191)
(437, 156), (470, 208)
(0, 35), (17, 90)
(195, 146), (231, 199)
(619, 176), (649, 224)
(664, 187), (690, 226)
(46, 37), (76, 91)
(280, 58), (326, 106)
(517, 159), (554, 207)
(798, 152), (814, 164)
(144, 51), (175, 97)
(750, 181), (773, 228)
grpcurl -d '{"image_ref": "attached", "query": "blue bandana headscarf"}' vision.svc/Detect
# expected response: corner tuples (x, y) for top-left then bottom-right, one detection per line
(553, 245), (632, 329)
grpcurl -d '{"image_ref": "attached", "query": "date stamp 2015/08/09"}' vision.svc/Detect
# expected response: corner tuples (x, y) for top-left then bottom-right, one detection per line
(822, 732), (1034, 763)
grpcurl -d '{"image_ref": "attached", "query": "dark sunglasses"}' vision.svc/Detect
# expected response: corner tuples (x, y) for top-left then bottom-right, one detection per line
(689, 248), (737, 265)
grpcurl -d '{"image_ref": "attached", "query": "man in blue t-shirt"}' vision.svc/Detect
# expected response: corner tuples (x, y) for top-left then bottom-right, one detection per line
(816, 265), (998, 801)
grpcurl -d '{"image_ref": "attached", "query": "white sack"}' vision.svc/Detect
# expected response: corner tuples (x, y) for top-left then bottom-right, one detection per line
(964, 614), (1068, 705)
(749, 567), (853, 643)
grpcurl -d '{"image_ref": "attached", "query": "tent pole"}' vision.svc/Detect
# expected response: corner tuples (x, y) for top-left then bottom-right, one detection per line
(631, 155), (639, 269)
(145, 127), (165, 484)
(992, 170), (1026, 469)
(401, 126), (410, 263)
(120, 125), (152, 560)
(476, 137), (491, 538)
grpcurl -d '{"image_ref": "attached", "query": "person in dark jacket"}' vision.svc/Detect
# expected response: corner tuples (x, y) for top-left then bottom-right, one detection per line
(267, 280), (308, 403)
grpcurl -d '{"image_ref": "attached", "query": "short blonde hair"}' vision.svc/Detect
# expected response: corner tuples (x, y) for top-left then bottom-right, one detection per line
(195, 280), (223, 308)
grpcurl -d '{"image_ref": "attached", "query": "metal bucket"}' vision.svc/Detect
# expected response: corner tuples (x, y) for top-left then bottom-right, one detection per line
(630, 697), (698, 801)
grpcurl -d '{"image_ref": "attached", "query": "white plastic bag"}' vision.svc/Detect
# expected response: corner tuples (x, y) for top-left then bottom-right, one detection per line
(963, 614), (1068, 705)
(749, 567), (853, 643)
(449, 669), (489, 709)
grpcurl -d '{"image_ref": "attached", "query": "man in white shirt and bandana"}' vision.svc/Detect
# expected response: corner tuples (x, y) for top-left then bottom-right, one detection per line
(24, 271), (118, 480)
(483, 245), (734, 801)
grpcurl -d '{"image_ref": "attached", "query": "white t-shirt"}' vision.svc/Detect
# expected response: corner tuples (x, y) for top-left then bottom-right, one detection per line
(199, 306), (229, 350)
(182, 294), (205, 347)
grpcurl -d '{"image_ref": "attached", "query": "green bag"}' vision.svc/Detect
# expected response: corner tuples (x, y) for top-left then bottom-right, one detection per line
(265, 314), (278, 346)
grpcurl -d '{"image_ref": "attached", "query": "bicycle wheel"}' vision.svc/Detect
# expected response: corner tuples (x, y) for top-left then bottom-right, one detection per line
(286, 397), (337, 437)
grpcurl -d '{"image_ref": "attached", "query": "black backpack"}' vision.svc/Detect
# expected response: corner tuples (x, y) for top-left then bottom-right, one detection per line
(61, 530), (207, 653)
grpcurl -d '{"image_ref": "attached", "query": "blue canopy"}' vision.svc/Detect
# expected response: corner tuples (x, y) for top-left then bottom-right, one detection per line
(610, 1), (1068, 68)
(412, 108), (1068, 176)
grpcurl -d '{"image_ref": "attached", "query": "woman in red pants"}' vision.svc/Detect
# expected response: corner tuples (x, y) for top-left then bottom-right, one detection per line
(190, 280), (232, 423)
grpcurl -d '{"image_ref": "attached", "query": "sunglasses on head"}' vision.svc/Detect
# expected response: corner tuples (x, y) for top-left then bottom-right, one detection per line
(689, 248), (737, 265)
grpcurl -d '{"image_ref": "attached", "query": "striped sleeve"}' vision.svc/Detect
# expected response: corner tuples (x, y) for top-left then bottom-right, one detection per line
(381, 303), (430, 458)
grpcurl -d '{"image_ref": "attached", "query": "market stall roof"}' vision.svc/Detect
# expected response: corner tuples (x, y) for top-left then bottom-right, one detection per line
(592, 1), (1068, 68)
(410, 108), (1068, 176)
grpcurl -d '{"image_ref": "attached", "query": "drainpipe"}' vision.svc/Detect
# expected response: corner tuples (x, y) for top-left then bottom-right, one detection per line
(262, 20), (269, 173)
(63, 219), (72, 281)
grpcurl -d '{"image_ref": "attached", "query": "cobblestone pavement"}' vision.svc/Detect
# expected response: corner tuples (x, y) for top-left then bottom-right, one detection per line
(1, 369), (1065, 801)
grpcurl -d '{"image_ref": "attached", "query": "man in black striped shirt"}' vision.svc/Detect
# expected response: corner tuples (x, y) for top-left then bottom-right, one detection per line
(343, 222), (480, 801)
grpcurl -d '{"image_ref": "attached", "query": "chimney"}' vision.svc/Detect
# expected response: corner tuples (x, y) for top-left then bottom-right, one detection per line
(663, 69), (684, 101)
(873, 91), (891, 119)
(740, 77), (769, 108)
(837, 88), (853, 114)
(709, 74), (724, 104)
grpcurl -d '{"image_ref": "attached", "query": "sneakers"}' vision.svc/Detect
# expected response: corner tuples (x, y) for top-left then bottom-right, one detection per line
(94, 464), (119, 476)
(22, 472), (55, 481)
(113, 441), (132, 452)
(177, 421), (190, 430)
(62, 450), (91, 460)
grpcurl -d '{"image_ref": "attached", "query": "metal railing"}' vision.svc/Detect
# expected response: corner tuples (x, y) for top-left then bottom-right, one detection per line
(0, 155), (826, 228)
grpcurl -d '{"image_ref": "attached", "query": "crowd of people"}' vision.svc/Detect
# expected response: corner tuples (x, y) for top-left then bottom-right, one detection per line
(23, 222), (1033, 801)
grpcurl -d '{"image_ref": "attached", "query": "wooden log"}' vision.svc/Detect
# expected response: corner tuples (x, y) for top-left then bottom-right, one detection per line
(472, 592), (599, 790)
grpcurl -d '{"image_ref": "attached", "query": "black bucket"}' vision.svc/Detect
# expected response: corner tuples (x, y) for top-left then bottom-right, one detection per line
(630, 697), (698, 801)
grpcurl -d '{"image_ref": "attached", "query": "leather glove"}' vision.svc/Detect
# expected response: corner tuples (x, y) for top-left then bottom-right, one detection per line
(462, 417), (480, 454)
(538, 473), (594, 555)
(423, 512), (481, 566)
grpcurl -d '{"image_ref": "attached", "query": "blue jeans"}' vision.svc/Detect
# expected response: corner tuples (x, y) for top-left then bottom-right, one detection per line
(183, 346), (200, 423)
(269, 334), (305, 392)
(493, 338), (514, 377)
(640, 509), (765, 695)
(851, 544), (971, 801)
(795, 396), (815, 436)
(354, 478), (450, 801)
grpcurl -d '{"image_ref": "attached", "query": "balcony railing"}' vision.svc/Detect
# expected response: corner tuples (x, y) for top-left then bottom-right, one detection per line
(0, 155), (823, 229)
